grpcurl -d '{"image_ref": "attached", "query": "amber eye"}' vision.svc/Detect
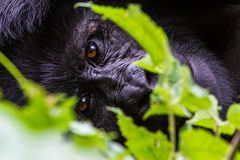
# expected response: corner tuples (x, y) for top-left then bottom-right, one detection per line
(78, 95), (91, 112)
(86, 41), (98, 59)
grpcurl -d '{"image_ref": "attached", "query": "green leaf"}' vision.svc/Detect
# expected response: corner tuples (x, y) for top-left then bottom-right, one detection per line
(188, 111), (235, 135)
(134, 55), (163, 73)
(218, 121), (235, 135)
(70, 122), (109, 151)
(0, 102), (108, 160)
(144, 85), (169, 119)
(144, 102), (168, 119)
(112, 108), (170, 160)
(174, 66), (212, 113)
(186, 96), (233, 135)
(180, 86), (212, 112)
(144, 103), (192, 119)
(19, 94), (76, 132)
(180, 129), (229, 160)
(187, 110), (217, 130)
(178, 67), (212, 112)
(234, 152), (240, 160)
(227, 104), (240, 129)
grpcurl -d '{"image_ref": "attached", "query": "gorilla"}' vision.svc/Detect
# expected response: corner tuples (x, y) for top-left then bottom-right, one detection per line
(0, 0), (239, 132)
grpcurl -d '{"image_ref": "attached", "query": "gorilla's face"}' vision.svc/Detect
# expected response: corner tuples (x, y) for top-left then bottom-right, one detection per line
(38, 8), (157, 131)
(1, 1), (234, 135)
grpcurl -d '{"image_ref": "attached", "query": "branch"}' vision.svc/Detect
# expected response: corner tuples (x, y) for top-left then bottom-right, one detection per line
(226, 130), (240, 160)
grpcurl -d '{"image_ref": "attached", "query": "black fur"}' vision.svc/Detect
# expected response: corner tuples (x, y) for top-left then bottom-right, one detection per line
(0, 0), (53, 45)
(0, 0), (239, 132)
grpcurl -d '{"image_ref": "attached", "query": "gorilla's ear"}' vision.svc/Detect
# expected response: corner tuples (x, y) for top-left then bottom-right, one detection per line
(0, 0), (53, 45)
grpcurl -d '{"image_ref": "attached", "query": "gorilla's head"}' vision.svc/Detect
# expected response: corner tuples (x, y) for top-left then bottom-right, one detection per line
(1, 0), (234, 134)
(51, 8), (158, 131)
(0, 2), (158, 132)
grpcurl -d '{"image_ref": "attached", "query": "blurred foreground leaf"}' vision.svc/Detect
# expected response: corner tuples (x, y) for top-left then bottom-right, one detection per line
(227, 104), (240, 129)
(111, 108), (170, 160)
(180, 129), (229, 160)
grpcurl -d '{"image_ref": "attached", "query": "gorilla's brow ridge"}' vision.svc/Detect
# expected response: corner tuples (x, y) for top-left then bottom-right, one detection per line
(87, 18), (115, 37)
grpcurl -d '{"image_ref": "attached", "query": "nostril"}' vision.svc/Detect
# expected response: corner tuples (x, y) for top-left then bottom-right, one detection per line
(125, 65), (145, 81)
(125, 65), (158, 90)
(130, 66), (142, 76)
(145, 71), (159, 90)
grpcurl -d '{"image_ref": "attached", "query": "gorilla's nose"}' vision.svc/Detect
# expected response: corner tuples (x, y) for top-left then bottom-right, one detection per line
(124, 65), (158, 90)
(116, 64), (158, 116)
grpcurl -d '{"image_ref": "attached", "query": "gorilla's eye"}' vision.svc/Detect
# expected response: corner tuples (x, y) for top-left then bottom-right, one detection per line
(86, 41), (98, 60)
(78, 94), (91, 112)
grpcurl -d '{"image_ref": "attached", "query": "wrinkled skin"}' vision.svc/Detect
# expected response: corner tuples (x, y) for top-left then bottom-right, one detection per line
(0, 0), (238, 133)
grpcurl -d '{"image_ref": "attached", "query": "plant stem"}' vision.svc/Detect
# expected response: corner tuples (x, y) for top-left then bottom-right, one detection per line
(168, 110), (176, 160)
(226, 130), (240, 160)
(215, 126), (221, 138)
(0, 52), (26, 85)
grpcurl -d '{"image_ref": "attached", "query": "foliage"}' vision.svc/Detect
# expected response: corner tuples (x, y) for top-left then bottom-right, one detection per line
(0, 2), (240, 160)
